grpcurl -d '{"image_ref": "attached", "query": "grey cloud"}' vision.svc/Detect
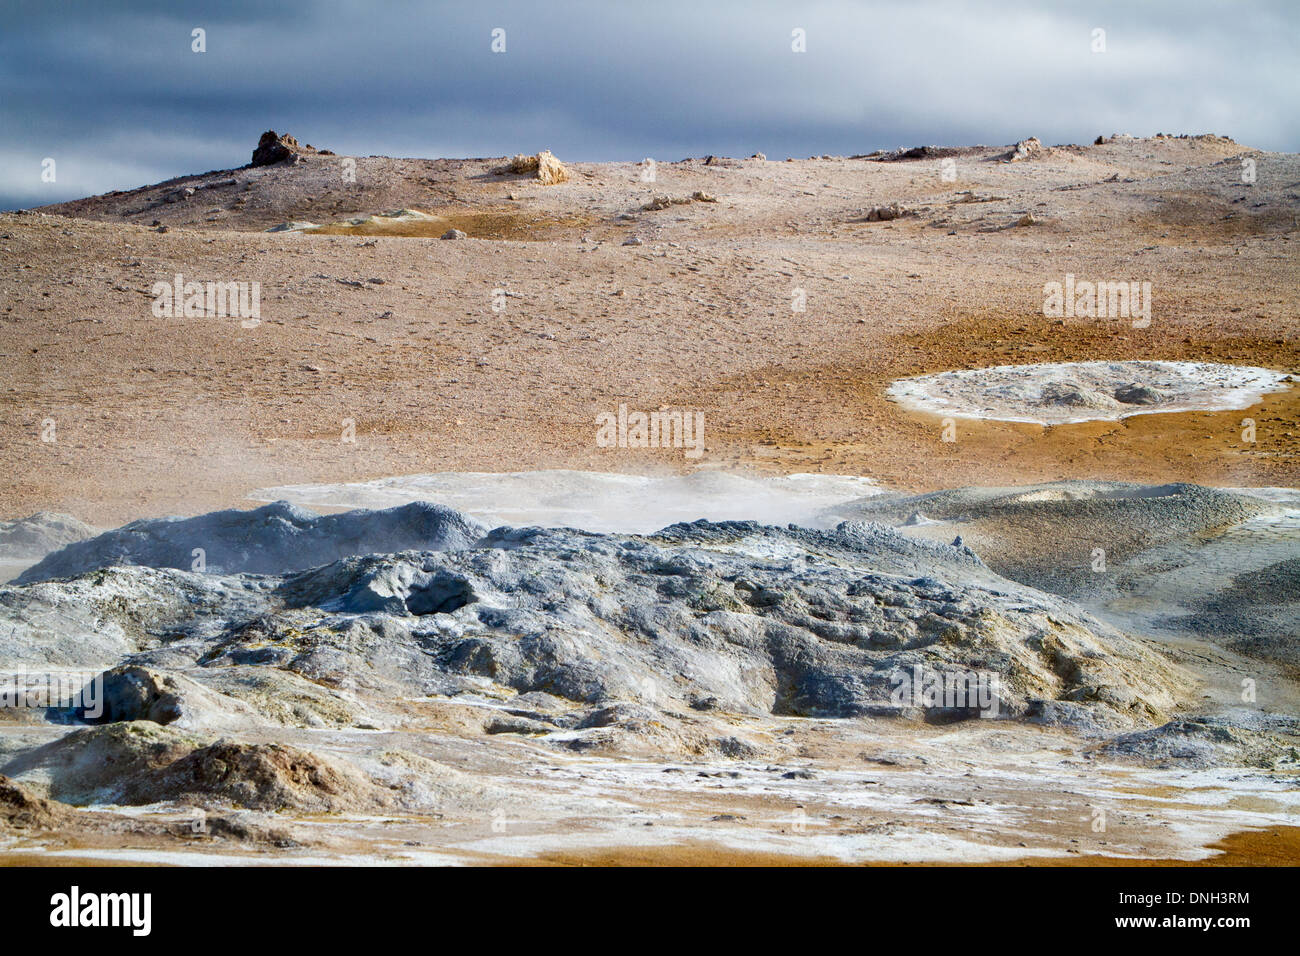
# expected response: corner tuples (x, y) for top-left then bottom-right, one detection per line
(2, 0), (1297, 209)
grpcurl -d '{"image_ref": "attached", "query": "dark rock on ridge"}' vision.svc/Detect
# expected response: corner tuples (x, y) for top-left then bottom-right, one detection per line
(251, 130), (316, 167)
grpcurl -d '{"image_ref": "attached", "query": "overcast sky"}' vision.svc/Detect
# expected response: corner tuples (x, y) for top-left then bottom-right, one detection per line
(3, 0), (1297, 210)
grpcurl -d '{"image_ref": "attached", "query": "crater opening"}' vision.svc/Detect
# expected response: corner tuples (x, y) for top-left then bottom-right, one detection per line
(886, 360), (1288, 425)
(405, 571), (477, 615)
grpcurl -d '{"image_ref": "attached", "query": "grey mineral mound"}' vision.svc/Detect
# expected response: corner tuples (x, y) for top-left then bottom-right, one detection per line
(830, 481), (1270, 598)
(831, 481), (1300, 679)
(0, 718), (517, 814)
(0, 722), (390, 811)
(18, 500), (485, 583)
(0, 512), (97, 559)
(1165, 548), (1300, 670)
(2, 492), (1294, 837)
(1040, 381), (1121, 410)
(1, 508), (1193, 735)
(1095, 713), (1300, 769)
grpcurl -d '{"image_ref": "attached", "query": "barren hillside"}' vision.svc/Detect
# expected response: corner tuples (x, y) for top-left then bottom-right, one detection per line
(2, 133), (1297, 525)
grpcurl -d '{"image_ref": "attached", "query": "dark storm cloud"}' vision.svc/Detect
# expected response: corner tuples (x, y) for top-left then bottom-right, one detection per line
(2, 0), (1297, 209)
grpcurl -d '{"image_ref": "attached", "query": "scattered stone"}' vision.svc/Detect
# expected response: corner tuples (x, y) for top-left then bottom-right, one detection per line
(953, 191), (1008, 204)
(440, 228), (467, 240)
(643, 192), (719, 211)
(867, 145), (969, 163)
(915, 797), (975, 806)
(863, 203), (906, 222)
(265, 221), (317, 233)
(500, 150), (569, 185)
(1004, 137), (1043, 162)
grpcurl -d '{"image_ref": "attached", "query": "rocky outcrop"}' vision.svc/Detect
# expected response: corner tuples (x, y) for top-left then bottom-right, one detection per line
(55, 665), (262, 731)
(499, 150), (569, 185)
(1004, 136), (1043, 162)
(250, 130), (318, 167)
(862, 202), (907, 222)
(74, 665), (184, 725)
(0, 563), (263, 668)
